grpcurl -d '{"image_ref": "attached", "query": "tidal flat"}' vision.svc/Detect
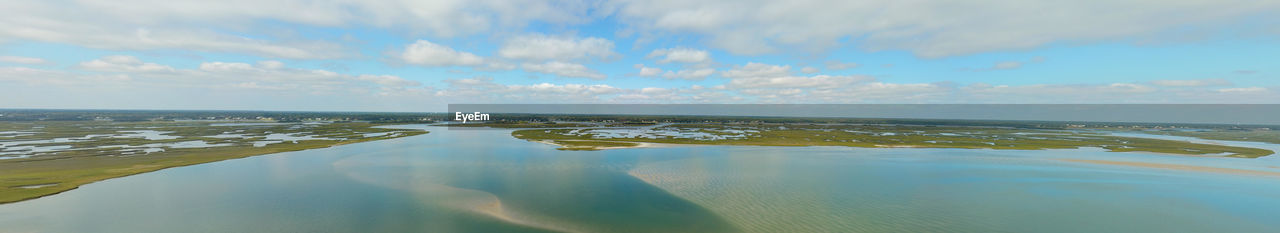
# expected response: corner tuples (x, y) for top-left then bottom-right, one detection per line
(0, 121), (427, 203)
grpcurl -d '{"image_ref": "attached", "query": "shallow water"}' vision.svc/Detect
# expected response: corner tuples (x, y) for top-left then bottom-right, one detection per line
(1, 125), (1279, 233)
(262, 133), (333, 142)
(208, 122), (291, 127)
(116, 130), (181, 140)
(0, 130), (186, 158)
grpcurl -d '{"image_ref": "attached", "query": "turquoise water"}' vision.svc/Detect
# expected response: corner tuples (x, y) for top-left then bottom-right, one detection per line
(2, 125), (1279, 232)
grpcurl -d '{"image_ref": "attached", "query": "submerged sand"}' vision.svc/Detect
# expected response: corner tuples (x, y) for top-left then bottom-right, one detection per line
(332, 157), (588, 233)
(530, 139), (680, 150)
(1061, 159), (1280, 177)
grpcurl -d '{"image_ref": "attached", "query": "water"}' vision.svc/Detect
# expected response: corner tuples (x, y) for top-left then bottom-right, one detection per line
(208, 122), (291, 127)
(0, 130), (187, 158)
(116, 130), (181, 140)
(1, 125), (1279, 233)
(567, 127), (751, 140)
(262, 133), (334, 142)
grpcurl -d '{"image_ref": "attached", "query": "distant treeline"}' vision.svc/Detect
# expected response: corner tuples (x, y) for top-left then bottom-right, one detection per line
(1, 109), (1272, 130)
(481, 113), (1277, 130)
(0, 109), (446, 123)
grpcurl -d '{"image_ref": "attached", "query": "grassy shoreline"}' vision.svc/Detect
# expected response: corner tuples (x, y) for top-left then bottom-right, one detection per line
(511, 124), (1275, 158)
(0, 122), (427, 204)
(1141, 130), (1280, 145)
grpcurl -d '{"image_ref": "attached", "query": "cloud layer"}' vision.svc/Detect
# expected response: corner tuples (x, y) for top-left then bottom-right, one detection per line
(2, 0), (1277, 111)
(610, 0), (1280, 57)
(4, 56), (1275, 111)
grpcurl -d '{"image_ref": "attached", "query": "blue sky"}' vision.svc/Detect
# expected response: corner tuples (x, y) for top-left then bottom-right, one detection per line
(1, 0), (1278, 111)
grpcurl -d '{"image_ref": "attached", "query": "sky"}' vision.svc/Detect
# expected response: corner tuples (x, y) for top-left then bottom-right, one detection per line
(1, 0), (1278, 112)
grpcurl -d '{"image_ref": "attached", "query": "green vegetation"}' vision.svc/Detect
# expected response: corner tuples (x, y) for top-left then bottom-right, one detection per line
(444, 122), (597, 128)
(0, 109), (443, 123)
(442, 113), (1278, 130)
(1143, 129), (1280, 144)
(444, 121), (657, 128)
(513, 124), (1275, 157)
(548, 140), (640, 151)
(0, 121), (427, 204)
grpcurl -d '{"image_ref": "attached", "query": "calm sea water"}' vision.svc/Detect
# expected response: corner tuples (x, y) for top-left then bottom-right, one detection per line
(2, 125), (1279, 233)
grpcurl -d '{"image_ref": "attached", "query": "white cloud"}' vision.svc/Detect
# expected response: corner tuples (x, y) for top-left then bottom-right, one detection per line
(991, 61), (1023, 70)
(357, 75), (421, 87)
(662, 68), (715, 80)
(435, 76), (745, 103)
(639, 87), (672, 95)
(0, 67), (132, 86)
(4, 0), (1277, 60)
(398, 40), (484, 67)
(803, 82), (950, 102)
(499, 34), (616, 61)
(435, 76), (625, 102)
(638, 48), (715, 80)
(257, 60), (285, 69)
(511, 83), (622, 96)
(716, 81), (1280, 104)
(970, 57), (1044, 71)
(719, 62), (876, 89)
(721, 62), (791, 79)
(13, 56), (1278, 109)
(522, 61), (607, 80)
(702, 62), (1280, 103)
(78, 55), (176, 73)
(647, 48), (712, 64)
(1, 63), (440, 110)
(2, 13), (348, 59)
(959, 83), (1166, 102)
(2, 56), (446, 112)
(64, 56), (422, 94)
(971, 83), (1157, 95)
(0, 56), (50, 65)
(1150, 78), (1232, 87)
(481, 61), (517, 71)
(190, 61), (424, 94)
(728, 74), (874, 89)
(611, 0), (1280, 57)
(198, 62), (256, 72)
(824, 61), (860, 70)
(800, 66), (819, 74)
(1217, 87), (1267, 93)
(0, 0), (598, 59)
(634, 64), (663, 76)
